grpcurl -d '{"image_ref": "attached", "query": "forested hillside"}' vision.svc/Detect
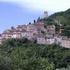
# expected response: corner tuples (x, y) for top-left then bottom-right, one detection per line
(0, 38), (70, 70)
(43, 9), (70, 26)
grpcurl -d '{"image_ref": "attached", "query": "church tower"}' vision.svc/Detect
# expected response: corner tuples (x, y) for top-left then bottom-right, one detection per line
(43, 11), (48, 18)
(41, 11), (48, 19)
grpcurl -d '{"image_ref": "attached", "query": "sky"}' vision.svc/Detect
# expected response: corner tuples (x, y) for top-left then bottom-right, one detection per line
(0, 0), (70, 32)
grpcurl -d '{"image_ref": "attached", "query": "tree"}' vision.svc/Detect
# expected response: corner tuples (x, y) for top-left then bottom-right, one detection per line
(34, 20), (36, 23)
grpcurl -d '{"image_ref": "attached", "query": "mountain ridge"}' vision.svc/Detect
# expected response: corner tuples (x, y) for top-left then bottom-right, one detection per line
(46, 8), (70, 25)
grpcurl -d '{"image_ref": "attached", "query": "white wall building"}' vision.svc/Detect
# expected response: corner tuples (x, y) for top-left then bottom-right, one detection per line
(37, 37), (46, 44)
(46, 38), (55, 44)
(2, 31), (12, 39)
(12, 31), (22, 39)
(21, 32), (27, 38)
(60, 38), (70, 48)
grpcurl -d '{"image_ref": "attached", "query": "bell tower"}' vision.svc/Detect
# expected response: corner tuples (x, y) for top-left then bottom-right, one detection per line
(43, 11), (48, 18)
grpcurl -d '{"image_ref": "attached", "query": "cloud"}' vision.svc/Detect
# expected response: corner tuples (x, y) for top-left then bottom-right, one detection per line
(21, 0), (70, 12)
(0, 0), (70, 12)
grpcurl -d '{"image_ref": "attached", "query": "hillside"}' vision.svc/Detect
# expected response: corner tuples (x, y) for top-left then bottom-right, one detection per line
(41, 9), (70, 37)
(0, 38), (70, 70)
(43, 9), (70, 26)
(0, 9), (70, 70)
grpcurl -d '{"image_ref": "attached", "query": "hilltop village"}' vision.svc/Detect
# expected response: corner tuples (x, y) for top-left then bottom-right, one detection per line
(0, 12), (70, 48)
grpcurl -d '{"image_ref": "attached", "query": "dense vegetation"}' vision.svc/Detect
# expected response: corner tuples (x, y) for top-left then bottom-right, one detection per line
(43, 9), (70, 25)
(0, 38), (70, 70)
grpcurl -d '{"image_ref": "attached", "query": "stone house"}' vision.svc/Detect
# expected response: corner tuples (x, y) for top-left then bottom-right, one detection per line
(46, 37), (55, 45)
(47, 25), (55, 35)
(54, 36), (62, 44)
(37, 34), (46, 44)
(12, 30), (22, 39)
(54, 36), (70, 48)
(35, 22), (45, 30)
(21, 30), (35, 40)
(2, 30), (13, 39)
(21, 31), (27, 38)
(37, 36), (55, 45)
(16, 25), (27, 31)
(2, 28), (22, 39)
(27, 24), (37, 32)
(60, 37), (70, 48)
(0, 34), (2, 44)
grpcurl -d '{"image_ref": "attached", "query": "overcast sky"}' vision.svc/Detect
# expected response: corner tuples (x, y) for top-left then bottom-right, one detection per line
(1, 0), (70, 12)
(0, 0), (70, 32)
